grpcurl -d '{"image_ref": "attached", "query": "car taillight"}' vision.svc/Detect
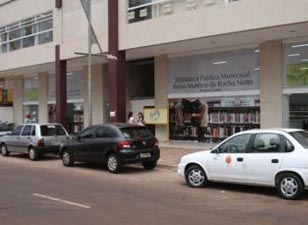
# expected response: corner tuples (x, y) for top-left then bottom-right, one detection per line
(154, 138), (159, 147)
(37, 138), (44, 147)
(118, 140), (131, 149)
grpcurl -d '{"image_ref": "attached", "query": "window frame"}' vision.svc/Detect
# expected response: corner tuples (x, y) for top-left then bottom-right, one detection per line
(11, 125), (24, 136)
(21, 125), (33, 136)
(215, 134), (253, 154)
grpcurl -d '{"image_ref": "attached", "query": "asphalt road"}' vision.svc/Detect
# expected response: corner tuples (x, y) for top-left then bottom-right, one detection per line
(1, 153), (308, 225)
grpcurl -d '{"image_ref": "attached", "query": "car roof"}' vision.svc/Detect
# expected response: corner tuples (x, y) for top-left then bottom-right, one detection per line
(237, 128), (304, 135)
(18, 123), (63, 126)
(101, 123), (144, 129)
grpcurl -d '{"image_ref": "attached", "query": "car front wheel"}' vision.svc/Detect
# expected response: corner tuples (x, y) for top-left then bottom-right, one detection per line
(185, 165), (208, 188)
(1, 144), (9, 157)
(29, 147), (39, 161)
(107, 154), (122, 173)
(62, 150), (75, 167)
(142, 161), (157, 170)
(277, 173), (304, 200)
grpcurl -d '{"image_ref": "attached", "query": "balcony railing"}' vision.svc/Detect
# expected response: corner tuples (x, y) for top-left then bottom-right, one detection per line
(127, 0), (239, 23)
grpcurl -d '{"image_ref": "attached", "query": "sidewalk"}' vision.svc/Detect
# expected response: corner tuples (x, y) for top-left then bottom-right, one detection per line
(158, 141), (216, 167)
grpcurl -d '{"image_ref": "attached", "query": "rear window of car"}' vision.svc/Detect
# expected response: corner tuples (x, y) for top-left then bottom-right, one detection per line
(40, 125), (67, 136)
(289, 131), (308, 148)
(120, 127), (153, 139)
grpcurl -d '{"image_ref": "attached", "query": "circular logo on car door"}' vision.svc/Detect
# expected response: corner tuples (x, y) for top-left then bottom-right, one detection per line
(226, 156), (232, 164)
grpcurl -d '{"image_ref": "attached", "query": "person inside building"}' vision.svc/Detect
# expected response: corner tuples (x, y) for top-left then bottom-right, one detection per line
(137, 112), (145, 126)
(127, 112), (135, 124)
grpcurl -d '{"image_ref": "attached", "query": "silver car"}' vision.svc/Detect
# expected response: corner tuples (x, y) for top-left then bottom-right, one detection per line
(0, 123), (69, 161)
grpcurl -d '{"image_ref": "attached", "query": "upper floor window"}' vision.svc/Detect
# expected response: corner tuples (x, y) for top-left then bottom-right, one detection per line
(0, 11), (53, 54)
(127, 0), (241, 24)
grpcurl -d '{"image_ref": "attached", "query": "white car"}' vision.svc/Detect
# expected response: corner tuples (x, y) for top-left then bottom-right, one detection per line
(178, 129), (308, 200)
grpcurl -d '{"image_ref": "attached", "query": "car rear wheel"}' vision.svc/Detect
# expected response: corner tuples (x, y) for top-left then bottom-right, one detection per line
(107, 154), (122, 173)
(142, 161), (157, 170)
(29, 147), (39, 161)
(277, 173), (304, 200)
(1, 144), (9, 157)
(185, 165), (208, 188)
(62, 150), (74, 167)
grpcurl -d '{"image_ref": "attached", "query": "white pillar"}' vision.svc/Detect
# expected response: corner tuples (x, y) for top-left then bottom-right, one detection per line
(155, 55), (169, 142)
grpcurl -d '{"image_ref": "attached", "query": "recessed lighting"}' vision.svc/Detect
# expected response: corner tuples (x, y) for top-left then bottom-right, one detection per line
(253, 68), (260, 71)
(288, 54), (301, 57)
(301, 59), (308, 62)
(67, 72), (73, 76)
(213, 61), (227, 65)
(291, 43), (308, 48)
(254, 50), (260, 53)
(300, 67), (308, 71)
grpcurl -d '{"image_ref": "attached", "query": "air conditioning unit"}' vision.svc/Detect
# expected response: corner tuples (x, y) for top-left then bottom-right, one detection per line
(187, 0), (197, 9)
(204, 0), (215, 6)
(162, 3), (172, 14)
(128, 11), (135, 20)
(139, 8), (148, 18)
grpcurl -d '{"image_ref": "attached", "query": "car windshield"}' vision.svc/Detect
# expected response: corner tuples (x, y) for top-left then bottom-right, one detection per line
(120, 127), (153, 139)
(40, 125), (67, 136)
(289, 131), (308, 148)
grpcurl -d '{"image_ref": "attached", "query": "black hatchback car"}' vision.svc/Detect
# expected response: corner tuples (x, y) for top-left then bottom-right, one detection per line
(60, 124), (160, 173)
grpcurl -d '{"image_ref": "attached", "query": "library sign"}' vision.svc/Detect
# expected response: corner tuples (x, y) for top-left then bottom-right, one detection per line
(168, 51), (260, 94)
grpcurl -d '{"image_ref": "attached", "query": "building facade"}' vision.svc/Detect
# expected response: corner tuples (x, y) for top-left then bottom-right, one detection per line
(1, 0), (308, 142)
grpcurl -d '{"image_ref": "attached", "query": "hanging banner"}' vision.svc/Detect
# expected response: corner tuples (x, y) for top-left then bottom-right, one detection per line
(287, 63), (308, 86)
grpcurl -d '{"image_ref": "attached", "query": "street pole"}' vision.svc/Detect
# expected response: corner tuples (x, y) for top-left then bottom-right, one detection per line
(88, 0), (92, 127)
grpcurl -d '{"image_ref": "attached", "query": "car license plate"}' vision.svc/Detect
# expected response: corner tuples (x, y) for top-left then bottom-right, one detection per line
(140, 153), (151, 158)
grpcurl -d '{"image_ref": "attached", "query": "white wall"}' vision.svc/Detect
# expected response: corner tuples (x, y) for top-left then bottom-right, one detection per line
(119, 0), (308, 50)
(0, 107), (13, 123)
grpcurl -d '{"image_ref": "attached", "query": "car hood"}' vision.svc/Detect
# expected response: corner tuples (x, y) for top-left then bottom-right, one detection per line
(180, 150), (211, 163)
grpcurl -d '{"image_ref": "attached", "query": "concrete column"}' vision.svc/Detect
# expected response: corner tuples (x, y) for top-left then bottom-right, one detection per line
(155, 55), (169, 142)
(82, 64), (106, 127)
(13, 76), (23, 125)
(38, 72), (48, 123)
(55, 45), (67, 129)
(108, 0), (126, 123)
(260, 40), (283, 128)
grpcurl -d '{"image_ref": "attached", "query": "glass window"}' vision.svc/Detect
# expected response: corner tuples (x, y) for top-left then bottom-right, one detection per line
(40, 125), (67, 136)
(12, 125), (23, 136)
(22, 125), (32, 136)
(289, 131), (308, 149)
(0, 11), (53, 54)
(284, 42), (308, 88)
(23, 105), (38, 123)
(97, 127), (117, 138)
(79, 127), (96, 139)
(252, 133), (283, 153)
(31, 126), (36, 136)
(128, 0), (152, 23)
(121, 127), (153, 139)
(219, 134), (251, 153)
(24, 77), (38, 102)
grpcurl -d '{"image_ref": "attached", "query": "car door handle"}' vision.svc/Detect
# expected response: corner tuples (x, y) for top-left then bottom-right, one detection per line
(272, 159), (279, 163)
(237, 157), (244, 162)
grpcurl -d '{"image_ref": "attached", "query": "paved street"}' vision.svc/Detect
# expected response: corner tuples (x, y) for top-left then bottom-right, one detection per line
(0, 149), (308, 225)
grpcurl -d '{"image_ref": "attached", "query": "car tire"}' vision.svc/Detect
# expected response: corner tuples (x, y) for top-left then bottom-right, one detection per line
(62, 150), (75, 167)
(1, 144), (9, 157)
(142, 161), (157, 170)
(185, 165), (208, 188)
(277, 173), (304, 200)
(107, 153), (122, 173)
(29, 147), (39, 161)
